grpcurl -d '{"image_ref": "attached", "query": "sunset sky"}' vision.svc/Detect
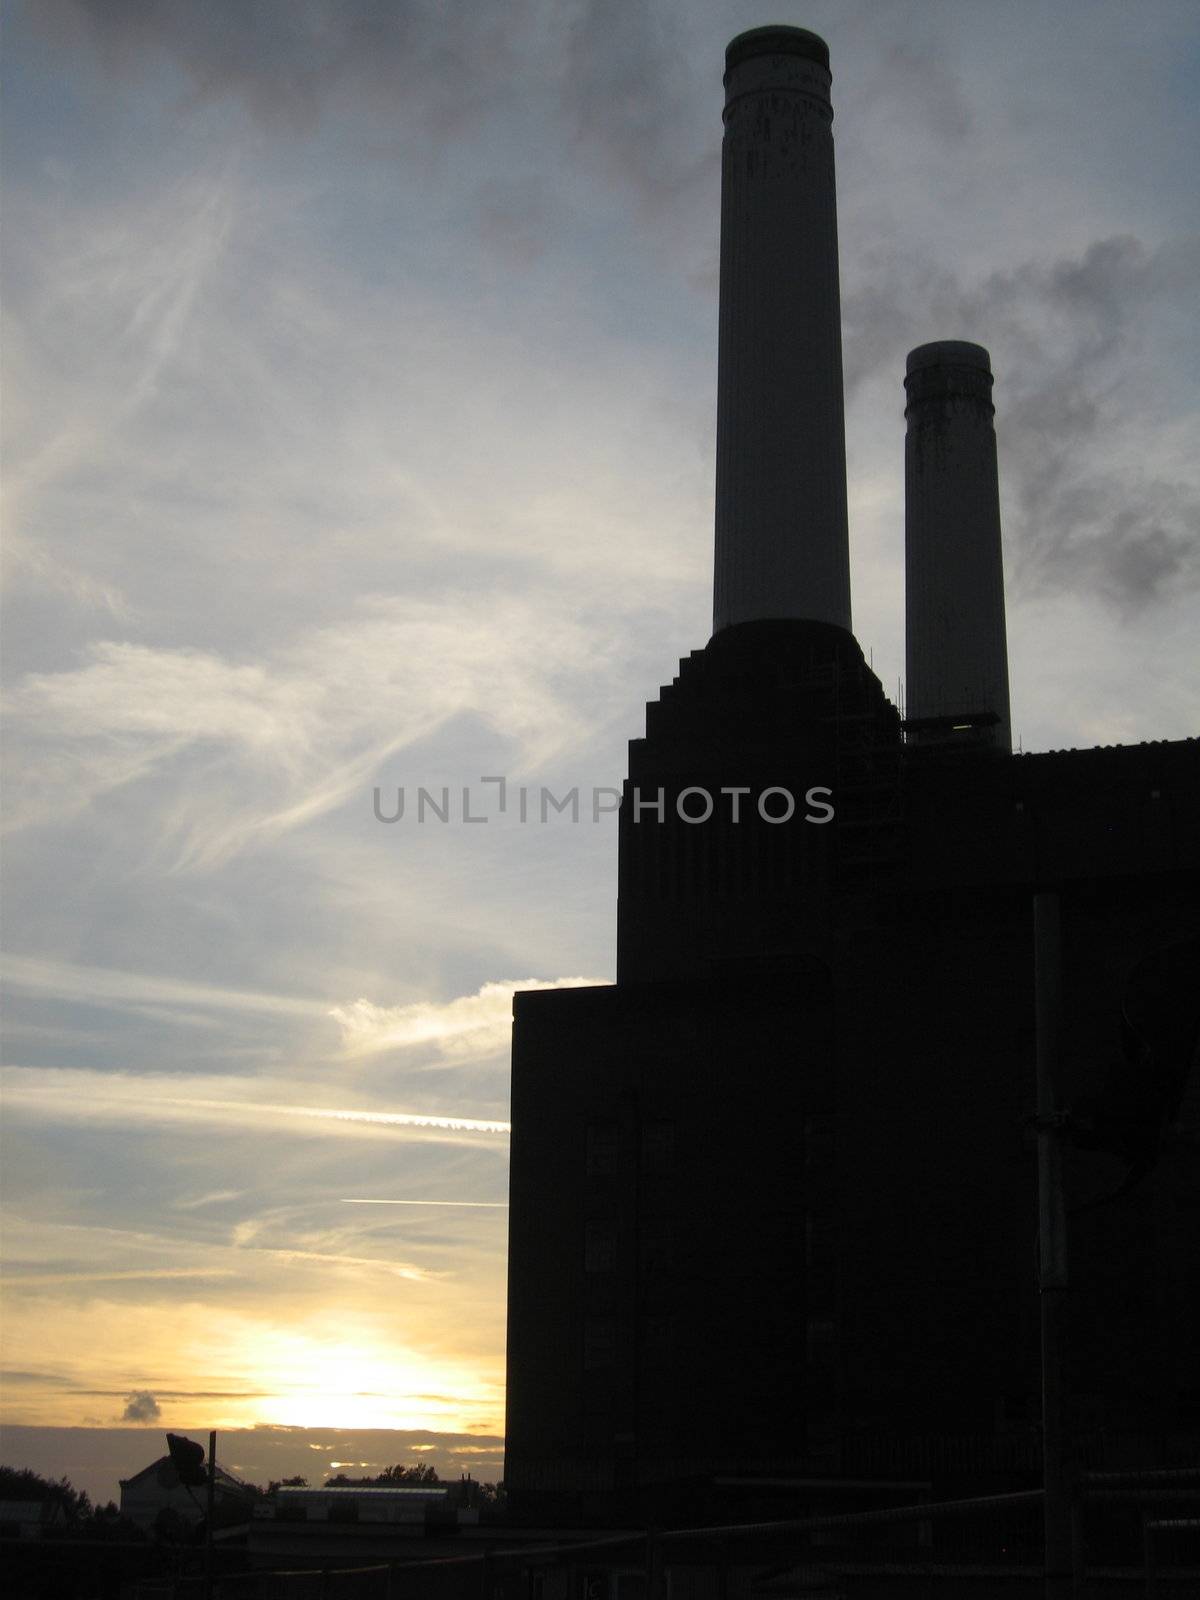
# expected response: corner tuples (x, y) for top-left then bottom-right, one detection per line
(2, 0), (1198, 1504)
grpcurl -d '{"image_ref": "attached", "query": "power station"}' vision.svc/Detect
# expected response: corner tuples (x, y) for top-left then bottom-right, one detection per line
(504, 25), (1199, 1528)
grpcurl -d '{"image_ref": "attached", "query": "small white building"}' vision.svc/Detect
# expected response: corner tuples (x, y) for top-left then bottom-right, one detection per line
(118, 1455), (256, 1533)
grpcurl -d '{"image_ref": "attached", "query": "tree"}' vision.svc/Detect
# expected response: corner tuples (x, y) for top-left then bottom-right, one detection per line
(377, 1463), (439, 1484)
(0, 1465), (92, 1521)
(267, 1475), (308, 1492)
(322, 1463), (440, 1488)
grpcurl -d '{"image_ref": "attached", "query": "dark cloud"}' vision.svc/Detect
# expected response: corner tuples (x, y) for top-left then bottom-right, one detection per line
(472, 178), (554, 270)
(972, 238), (1200, 612)
(33, 0), (537, 138)
(1006, 471), (1197, 614)
(33, 0), (719, 245)
(862, 40), (974, 144)
(843, 233), (1200, 612)
(559, 0), (715, 213)
(25, 0), (721, 310)
(120, 1390), (161, 1422)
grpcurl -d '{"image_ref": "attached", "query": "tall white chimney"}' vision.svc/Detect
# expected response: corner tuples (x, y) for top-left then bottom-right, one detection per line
(904, 341), (1012, 753)
(712, 26), (852, 636)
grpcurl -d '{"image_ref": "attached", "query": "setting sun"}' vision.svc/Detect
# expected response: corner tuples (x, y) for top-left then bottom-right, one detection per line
(238, 1329), (503, 1433)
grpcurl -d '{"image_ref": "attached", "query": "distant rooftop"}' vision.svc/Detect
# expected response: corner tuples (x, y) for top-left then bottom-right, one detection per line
(277, 1483), (450, 1498)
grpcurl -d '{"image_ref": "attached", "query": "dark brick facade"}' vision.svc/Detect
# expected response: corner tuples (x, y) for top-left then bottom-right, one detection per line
(505, 619), (1200, 1522)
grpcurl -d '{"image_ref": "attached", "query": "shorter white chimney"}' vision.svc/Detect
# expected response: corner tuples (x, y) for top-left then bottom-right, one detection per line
(905, 341), (1011, 753)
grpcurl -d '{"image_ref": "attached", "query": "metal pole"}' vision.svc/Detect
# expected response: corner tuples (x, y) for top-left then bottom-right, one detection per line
(205, 1429), (216, 1600)
(645, 1528), (662, 1600)
(1143, 1515), (1156, 1600)
(1034, 892), (1074, 1600)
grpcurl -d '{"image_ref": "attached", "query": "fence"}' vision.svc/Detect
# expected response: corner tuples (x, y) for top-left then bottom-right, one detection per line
(121, 1471), (1199, 1599)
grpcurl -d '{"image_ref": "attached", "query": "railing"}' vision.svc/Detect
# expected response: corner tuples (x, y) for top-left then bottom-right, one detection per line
(47, 1473), (1200, 1599)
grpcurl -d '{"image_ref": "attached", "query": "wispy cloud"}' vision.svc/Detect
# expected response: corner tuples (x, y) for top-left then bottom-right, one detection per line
(241, 1248), (438, 1283)
(1, 1211), (447, 1297)
(172, 1190), (246, 1211)
(2, 954), (331, 1020)
(0, 1067), (510, 1142)
(329, 976), (606, 1061)
(1, 529), (132, 621)
(0, 1267), (234, 1285)
(3, 595), (627, 865)
(2, 171), (236, 535)
(278, 1105), (509, 1136)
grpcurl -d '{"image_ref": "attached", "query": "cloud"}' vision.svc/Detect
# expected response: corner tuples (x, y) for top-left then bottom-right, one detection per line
(2, 170), (237, 559)
(842, 232), (1200, 614)
(1, 1203), (464, 1305)
(472, 178), (555, 270)
(1, 529), (132, 620)
(172, 1190), (246, 1211)
(2, 594), (627, 865)
(9, 643), (316, 749)
(976, 237), (1200, 612)
(220, 1102), (512, 1137)
(559, 0), (714, 213)
(235, 1248), (438, 1284)
(0, 1290), (507, 1433)
(862, 40), (973, 145)
(329, 976), (606, 1061)
(120, 1391), (161, 1423)
(32, 0), (538, 141)
(0, 1066), (511, 1143)
(3, 1268), (234, 1286)
(2, 954), (332, 1020)
(33, 0), (713, 220)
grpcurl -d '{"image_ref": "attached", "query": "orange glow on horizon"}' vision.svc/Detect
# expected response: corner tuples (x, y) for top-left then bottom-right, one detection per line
(0, 1295), (505, 1436)
(188, 1324), (504, 1434)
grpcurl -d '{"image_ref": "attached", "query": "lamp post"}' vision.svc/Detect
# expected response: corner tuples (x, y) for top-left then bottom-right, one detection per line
(205, 1431), (216, 1600)
(165, 1430), (215, 1599)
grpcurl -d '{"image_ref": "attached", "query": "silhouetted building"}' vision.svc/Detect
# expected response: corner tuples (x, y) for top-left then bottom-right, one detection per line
(247, 1483), (485, 1572)
(504, 26), (1200, 1525)
(119, 1454), (255, 1533)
